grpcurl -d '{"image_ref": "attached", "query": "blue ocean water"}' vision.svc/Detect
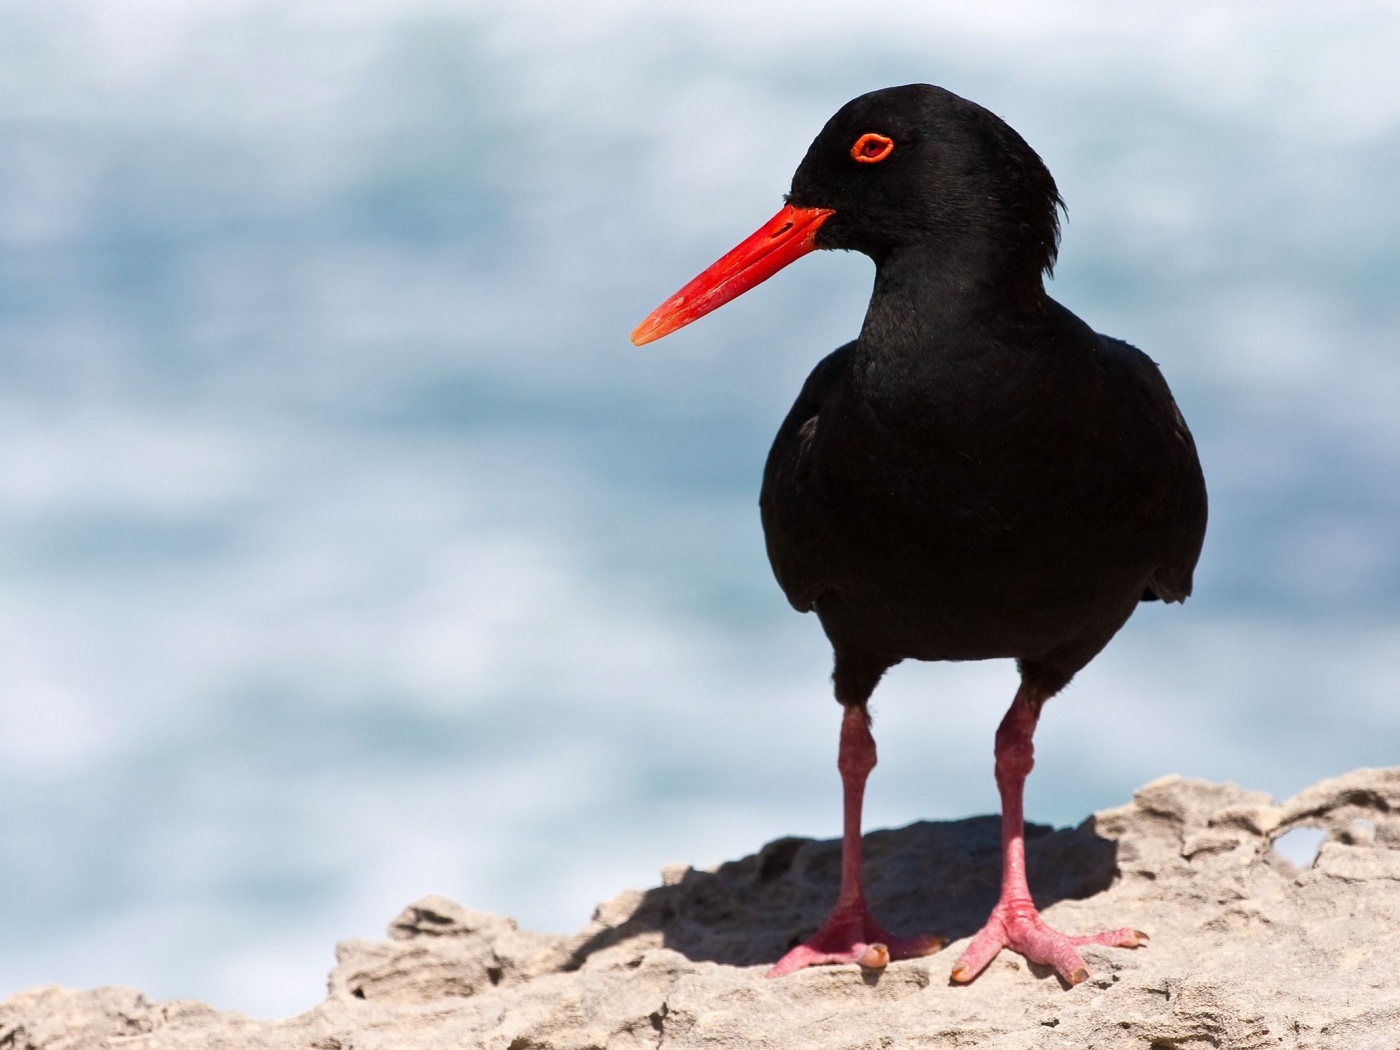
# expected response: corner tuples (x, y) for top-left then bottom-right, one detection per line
(0, 1), (1397, 1019)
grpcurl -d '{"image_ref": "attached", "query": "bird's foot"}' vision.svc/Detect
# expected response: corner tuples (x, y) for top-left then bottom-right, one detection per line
(767, 898), (944, 978)
(949, 896), (1145, 986)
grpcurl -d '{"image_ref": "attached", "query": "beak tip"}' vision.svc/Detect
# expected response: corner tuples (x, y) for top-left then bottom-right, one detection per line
(630, 314), (669, 346)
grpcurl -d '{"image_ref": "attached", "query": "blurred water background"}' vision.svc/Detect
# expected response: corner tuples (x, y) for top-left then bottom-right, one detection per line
(1, 0), (1397, 1020)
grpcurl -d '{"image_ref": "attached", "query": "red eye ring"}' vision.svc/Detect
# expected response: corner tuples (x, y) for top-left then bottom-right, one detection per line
(851, 132), (894, 164)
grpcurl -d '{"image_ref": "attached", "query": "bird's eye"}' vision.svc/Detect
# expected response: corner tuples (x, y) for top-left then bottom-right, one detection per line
(851, 133), (894, 164)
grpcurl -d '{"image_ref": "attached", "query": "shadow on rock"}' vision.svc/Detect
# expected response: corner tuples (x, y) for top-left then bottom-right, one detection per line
(567, 816), (1119, 971)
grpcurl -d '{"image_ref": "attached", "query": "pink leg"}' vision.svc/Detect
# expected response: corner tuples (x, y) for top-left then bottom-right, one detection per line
(951, 684), (1146, 986)
(768, 705), (944, 977)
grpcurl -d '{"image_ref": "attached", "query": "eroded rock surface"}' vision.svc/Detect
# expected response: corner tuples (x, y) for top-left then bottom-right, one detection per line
(5, 768), (1400, 1049)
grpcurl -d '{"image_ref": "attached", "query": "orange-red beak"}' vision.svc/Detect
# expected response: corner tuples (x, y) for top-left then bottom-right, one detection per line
(631, 204), (835, 346)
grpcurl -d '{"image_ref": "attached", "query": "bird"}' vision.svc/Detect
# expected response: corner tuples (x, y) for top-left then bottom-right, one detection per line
(630, 84), (1207, 987)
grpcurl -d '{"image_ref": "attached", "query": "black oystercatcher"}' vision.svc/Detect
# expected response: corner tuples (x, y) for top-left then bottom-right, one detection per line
(631, 84), (1206, 986)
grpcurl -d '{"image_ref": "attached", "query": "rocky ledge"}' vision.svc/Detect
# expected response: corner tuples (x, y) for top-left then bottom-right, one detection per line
(5, 768), (1400, 1049)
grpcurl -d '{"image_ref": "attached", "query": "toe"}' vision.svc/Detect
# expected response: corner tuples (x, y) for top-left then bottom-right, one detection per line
(857, 943), (890, 969)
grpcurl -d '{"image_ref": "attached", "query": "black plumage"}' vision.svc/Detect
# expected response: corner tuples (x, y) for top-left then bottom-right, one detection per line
(634, 83), (1206, 984)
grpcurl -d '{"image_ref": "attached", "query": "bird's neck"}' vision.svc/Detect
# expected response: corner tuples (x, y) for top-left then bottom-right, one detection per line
(850, 244), (1051, 406)
(862, 242), (1046, 343)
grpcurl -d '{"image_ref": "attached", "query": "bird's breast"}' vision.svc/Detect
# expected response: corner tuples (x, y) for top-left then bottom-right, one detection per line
(764, 357), (1173, 660)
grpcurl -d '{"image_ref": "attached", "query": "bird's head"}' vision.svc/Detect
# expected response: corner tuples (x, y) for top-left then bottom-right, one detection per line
(632, 84), (1062, 346)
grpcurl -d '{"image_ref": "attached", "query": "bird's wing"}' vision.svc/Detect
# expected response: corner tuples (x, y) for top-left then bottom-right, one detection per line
(1099, 335), (1209, 605)
(759, 342), (855, 613)
(1142, 386), (1208, 603)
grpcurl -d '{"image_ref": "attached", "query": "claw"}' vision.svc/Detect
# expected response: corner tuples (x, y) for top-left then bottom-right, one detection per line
(1069, 966), (1089, 986)
(857, 942), (890, 969)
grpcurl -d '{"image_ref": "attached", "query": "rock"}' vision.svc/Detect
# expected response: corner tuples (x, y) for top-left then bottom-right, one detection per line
(5, 768), (1400, 1049)
(331, 895), (575, 1004)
